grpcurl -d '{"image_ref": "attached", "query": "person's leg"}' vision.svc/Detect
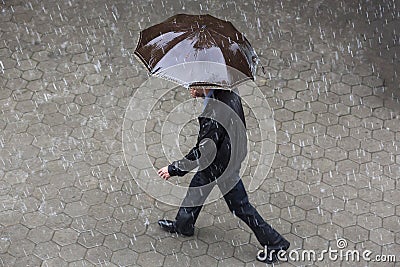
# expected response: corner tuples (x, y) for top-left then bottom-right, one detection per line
(174, 171), (214, 235)
(221, 178), (287, 248)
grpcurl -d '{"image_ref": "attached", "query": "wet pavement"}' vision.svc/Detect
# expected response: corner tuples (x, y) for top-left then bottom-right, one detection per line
(0, 0), (399, 266)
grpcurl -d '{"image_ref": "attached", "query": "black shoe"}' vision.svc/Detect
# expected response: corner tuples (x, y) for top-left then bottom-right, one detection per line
(256, 238), (290, 264)
(157, 219), (194, 236)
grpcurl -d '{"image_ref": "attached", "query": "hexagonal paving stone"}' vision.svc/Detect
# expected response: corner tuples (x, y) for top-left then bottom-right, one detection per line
(360, 162), (384, 178)
(155, 236), (183, 256)
(45, 213), (73, 230)
(320, 196), (345, 213)
(64, 201), (90, 218)
(53, 228), (80, 246)
(86, 245), (113, 265)
(358, 187), (383, 203)
(162, 252), (191, 266)
(88, 203), (115, 220)
(287, 79), (308, 91)
(313, 158), (336, 173)
(292, 133), (314, 148)
(333, 185), (358, 200)
(370, 201), (395, 218)
(284, 99), (306, 112)
(196, 211), (215, 228)
(0, 211), (23, 227)
(343, 225), (369, 243)
(198, 226), (225, 244)
(113, 205), (140, 222)
(371, 151), (395, 165)
(281, 206), (306, 222)
(207, 241), (235, 260)
(317, 222), (344, 240)
(255, 204), (281, 221)
(111, 248), (138, 266)
(357, 213), (382, 230)
(352, 85), (372, 97)
(303, 235), (329, 251)
(136, 251), (165, 266)
(306, 209), (331, 225)
(383, 190), (400, 206)
(278, 143), (301, 157)
(369, 228), (395, 246)
(104, 232), (131, 251)
(330, 82), (351, 95)
(274, 166), (298, 182)
(372, 128), (394, 141)
(21, 212), (48, 228)
(324, 147), (347, 161)
(269, 191), (295, 208)
(274, 108), (294, 122)
(233, 243), (258, 263)
(297, 169), (322, 184)
(351, 105), (372, 119)
(105, 191), (131, 207)
(42, 257), (68, 267)
(27, 225), (54, 243)
(338, 137), (360, 151)
(292, 220), (317, 238)
(58, 187), (83, 203)
(295, 195), (319, 211)
(129, 234), (156, 254)
(59, 243), (87, 262)
(362, 95), (383, 109)
(14, 255), (42, 266)
(342, 74), (361, 85)
(96, 217), (122, 235)
(329, 103), (350, 116)
(294, 111), (316, 124)
(382, 216), (400, 233)
(78, 230), (105, 249)
(121, 219), (147, 238)
(181, 239), (208, 258)
(288, 155), (312, 171)
(269, 217), (292, 235)
(336, 159), (359, 175)
(223, 228), (251, 246)
(348, 149), (371, 164)
(8, 239), (35, 258)
(332, 210), (357, 228)
(315, 135), (336, 149)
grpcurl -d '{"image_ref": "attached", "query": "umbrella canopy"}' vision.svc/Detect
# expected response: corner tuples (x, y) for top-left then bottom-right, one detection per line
(134, 13), (259, 88)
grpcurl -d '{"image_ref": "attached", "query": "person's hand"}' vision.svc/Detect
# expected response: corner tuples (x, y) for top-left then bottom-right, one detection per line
(190, 88), (205, 98)
(190, 88), (198, 98)
(158, 166), (171, 180)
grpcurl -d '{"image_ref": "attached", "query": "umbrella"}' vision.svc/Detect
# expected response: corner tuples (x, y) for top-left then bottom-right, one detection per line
(134, 13), (260, 88)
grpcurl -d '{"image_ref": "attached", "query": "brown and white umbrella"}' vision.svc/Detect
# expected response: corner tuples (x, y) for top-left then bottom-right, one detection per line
(134, 13), (260, 88)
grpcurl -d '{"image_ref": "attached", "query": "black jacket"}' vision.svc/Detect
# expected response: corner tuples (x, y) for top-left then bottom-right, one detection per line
(168, 89), (247, 180)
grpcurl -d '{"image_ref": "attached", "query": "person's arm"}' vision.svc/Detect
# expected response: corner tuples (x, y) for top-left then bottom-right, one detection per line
(168, 117), (226, 177)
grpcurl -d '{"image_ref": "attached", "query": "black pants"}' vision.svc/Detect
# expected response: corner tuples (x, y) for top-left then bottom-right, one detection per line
(175, 171), (283, 246)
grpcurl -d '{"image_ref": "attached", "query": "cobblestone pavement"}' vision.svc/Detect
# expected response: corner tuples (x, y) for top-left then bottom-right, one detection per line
(0, 0), (399, 266)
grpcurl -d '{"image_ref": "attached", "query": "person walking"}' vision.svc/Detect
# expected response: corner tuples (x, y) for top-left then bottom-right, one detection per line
(157, 85), (290, 264)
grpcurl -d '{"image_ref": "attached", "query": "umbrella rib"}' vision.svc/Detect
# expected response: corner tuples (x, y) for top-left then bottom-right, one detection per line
(206, 28), (253, 69)
(150, 30), (199, 68)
